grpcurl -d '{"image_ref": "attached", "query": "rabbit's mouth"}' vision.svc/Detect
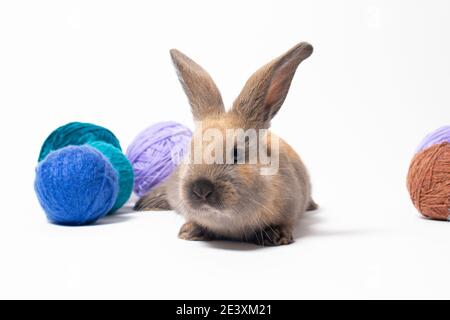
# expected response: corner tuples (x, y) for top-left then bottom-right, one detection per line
(183, 203), (230, 221)
(196, 205), (222, 216)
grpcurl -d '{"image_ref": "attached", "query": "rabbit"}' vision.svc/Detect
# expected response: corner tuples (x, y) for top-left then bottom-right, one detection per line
(135, 42), (317, 246)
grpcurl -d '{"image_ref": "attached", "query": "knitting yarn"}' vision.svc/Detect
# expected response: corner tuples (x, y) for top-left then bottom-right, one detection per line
(126, 121), (192, 197)
(89, 141), (134, 213)
(416, 125), (450, 153)
(38, 122), (121, 162)
(407, 126), (450, 221)
(35, 146), (119, 226)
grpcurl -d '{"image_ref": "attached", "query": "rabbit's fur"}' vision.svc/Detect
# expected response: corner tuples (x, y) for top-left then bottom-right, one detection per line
(135, 42), (317, 246)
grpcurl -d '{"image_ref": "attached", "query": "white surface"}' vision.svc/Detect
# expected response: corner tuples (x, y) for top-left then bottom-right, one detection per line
(1, 0), (450, 299)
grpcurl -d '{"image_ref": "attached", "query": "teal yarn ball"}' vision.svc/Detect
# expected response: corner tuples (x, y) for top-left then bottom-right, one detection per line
(35, 146), (119, 226)
(38, 122), (121, 162)
(88, 141), (134, 213)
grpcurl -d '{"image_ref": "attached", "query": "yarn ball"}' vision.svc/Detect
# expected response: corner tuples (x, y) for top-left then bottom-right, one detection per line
(126, 121), (192, 197)
(38, 122), (122, 162)
(88, 141), (134, 213)
(35, 145), (119, 226)
(407, 142), (450, 221)
(416, 125), (450, 152)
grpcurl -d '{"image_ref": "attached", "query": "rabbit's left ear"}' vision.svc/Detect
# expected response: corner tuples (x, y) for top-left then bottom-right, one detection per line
(170, 49), (225, 121)
(232, 42), (313, 128)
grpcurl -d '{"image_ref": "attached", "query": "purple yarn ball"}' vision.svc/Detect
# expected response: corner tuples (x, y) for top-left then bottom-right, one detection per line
(416, 126), (450, 152)
(126, 121), (192, 197)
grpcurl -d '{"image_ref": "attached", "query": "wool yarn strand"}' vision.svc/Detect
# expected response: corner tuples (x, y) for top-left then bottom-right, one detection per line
(126, 121), (192, 197)
(407, 140), (450, 220)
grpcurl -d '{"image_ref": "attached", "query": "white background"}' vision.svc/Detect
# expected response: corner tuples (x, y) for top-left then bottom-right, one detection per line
(0, 0), (449, 299)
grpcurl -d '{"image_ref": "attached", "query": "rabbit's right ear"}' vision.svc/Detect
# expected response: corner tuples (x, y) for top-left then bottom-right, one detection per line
(231, 42), (313, 129)
(170, 49), (225, 121)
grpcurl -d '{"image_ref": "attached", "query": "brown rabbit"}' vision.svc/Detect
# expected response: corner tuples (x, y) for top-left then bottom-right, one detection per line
(135, 42), (317, 246)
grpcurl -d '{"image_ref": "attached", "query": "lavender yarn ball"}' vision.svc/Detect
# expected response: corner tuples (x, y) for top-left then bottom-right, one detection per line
(416, 126), (450, 152)
(126, 121), (192, 197)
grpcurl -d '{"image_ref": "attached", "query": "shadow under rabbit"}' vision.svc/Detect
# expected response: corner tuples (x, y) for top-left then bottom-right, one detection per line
(205, 208), (324, 251)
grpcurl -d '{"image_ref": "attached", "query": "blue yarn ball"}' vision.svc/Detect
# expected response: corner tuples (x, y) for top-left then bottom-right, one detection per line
(88, 141), (134, 213)
(35, 145), (119, 226)
(38, 122), (122, 162)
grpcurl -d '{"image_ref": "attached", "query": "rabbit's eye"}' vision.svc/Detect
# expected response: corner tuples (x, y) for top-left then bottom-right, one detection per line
(232, 147), (240, 164)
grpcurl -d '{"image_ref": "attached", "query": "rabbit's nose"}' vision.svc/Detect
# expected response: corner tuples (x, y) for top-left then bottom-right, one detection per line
(192, 179), (215, 201)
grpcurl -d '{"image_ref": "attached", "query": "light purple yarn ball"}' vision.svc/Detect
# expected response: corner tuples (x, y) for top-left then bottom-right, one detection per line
(416, 126), (450, 152)
(126, 121), (192, 197)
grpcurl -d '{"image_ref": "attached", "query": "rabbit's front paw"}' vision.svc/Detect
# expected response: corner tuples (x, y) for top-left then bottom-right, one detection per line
(254, 225), (294, 246)
(178, 221), (214, 241)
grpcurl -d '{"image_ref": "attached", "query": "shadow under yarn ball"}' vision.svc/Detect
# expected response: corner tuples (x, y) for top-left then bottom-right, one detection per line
(88, 141), (134, 213)
(38, 122), (122, 162)
(35, 145), (119, 226)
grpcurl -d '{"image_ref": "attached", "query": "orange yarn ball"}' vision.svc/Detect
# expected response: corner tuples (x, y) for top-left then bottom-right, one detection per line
(407, 143), (450, 220)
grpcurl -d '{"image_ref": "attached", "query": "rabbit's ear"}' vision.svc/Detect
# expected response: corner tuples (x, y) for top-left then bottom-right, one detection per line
(232, 42), (313, 128)
(170, 49), (225, 120)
